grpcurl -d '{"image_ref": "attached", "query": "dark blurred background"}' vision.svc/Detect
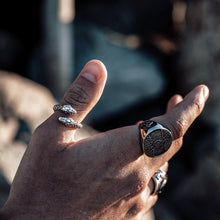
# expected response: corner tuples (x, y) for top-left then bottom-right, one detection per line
(0, 0), (220, 219)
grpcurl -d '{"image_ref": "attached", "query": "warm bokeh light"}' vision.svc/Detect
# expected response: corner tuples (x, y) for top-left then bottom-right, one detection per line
(58, 0), (75, 23)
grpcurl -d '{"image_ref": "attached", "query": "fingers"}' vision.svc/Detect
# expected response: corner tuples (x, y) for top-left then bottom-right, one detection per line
(153, 85), (209, 140)
(166, 94), (183, 113)
(116, 163), (169, 218)
(79, 85), (209, 173)
(102, 163), (169, 219)
(148, 84), (209, 168)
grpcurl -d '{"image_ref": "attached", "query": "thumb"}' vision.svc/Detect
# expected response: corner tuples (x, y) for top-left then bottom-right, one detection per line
(60, 60), (107, 122)
(49, 60), (107, 143)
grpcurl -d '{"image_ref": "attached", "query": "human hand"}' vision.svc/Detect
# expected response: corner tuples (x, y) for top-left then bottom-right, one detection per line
(0, 60), (209, 219)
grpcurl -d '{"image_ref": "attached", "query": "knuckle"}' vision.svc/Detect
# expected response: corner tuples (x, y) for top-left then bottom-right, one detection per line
(175, 138), (183, 150)
(126, 202), (144, 218)
(193, 99), (203, 115)
(149, 196), (158, 207)
(131, 171), (148, 195)
(170, 119), (185, 139)
(64, 84), (90, 110)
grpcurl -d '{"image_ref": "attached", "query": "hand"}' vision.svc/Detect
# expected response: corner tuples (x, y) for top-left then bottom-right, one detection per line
(0, 60), (209, 219)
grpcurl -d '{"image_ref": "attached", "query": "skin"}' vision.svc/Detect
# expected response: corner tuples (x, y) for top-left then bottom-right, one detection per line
(0, 60), (209, 219)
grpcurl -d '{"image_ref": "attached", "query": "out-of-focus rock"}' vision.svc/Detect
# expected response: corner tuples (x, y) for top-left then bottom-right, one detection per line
(0, 71), (56, 186)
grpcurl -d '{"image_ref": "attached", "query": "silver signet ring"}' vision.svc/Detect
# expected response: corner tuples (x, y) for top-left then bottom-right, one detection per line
(152, 169), (168, 195)
(139, 120), (172, 157)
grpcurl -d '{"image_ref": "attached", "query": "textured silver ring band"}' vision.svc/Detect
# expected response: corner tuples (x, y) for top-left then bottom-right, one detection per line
(53, 104), (82, 129)
(58, 117), (82, 129)
(53, 104), (77, 115)
(151, 169), (168, 195)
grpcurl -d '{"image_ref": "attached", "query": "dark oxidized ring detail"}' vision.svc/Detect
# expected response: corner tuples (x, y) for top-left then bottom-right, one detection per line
(53, 104), (77, 115)
(139, 120), (172, 157)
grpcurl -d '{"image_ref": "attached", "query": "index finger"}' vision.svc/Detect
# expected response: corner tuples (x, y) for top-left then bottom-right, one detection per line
(148, 84), (209, 168)
(153, 84), (209, 140)
(84, 85), (209, 172)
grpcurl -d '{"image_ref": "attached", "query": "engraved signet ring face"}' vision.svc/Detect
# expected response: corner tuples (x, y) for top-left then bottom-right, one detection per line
(139, 120), (172, 157)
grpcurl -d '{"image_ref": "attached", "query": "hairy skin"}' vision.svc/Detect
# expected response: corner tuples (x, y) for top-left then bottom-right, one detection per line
(0, 60), (209, 219)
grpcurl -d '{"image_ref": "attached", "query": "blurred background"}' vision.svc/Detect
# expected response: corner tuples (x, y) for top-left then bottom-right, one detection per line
(0, 0), (220, 219)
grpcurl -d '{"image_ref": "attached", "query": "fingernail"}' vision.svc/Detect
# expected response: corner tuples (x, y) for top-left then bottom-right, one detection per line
(202, 85), (209, 99)
(81, 72), (97, 83)
(81, 61), (103, 83)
